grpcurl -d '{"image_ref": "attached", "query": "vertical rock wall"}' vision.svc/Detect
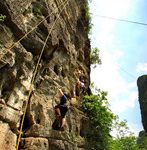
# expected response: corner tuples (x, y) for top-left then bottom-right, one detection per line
(0, 0), (90, 149)
(137, 75), (147, 132)
(137, 75), (147, 148)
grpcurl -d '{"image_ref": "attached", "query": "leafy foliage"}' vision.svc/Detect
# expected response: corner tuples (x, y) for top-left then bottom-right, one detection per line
(109, 116), (139, 150)
(112, 116), (132, 138)
(136, 131), (147, 150)
(33, 6), (43, 16)
(85, 2), (93, 34)
(81, 89), (114, 149)
(81, 86), (140, 149)
(0, 14), (6, 22)
(90, 47), (102, 68)
(109, 136), (139, 150)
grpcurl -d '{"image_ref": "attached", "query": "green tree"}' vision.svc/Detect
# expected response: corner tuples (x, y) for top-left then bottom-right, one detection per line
(85, 1), (92, 34)
(110, 116), (139, 150)
(90, 47), (102, 68)
(82, 84), (139, 149)
(81, 89), (114, 149)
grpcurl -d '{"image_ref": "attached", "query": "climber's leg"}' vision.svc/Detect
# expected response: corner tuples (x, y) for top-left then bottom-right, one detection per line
(54, 105), (61, 117)
(59, 106), (68, 130)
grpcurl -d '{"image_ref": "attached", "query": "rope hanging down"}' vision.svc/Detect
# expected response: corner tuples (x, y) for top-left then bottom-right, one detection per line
(16, 0), (69, 149)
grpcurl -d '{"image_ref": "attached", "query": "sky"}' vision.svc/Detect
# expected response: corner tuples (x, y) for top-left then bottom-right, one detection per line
(89, 0), (147, 136)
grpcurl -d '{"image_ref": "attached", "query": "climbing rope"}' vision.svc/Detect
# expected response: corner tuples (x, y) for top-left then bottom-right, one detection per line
(16, 0), (69, 149)
(0, 0), (68, 61)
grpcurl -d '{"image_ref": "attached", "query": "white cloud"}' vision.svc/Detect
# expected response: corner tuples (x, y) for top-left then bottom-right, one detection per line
(90, 0), (137, 51)
(90, 0), (132, 18)
(90, 0), (137, 114)
(91, 50), (137, 114)
(91, 50), (124, 94)
(136, 62), (147, 73)
(110, 91), (138, 114)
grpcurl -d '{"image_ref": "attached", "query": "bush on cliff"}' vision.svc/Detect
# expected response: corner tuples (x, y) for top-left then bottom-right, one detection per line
(0, 14), (6, 22)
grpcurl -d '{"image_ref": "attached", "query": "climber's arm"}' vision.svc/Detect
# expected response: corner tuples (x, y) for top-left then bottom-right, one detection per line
(59, 88), (64, 96)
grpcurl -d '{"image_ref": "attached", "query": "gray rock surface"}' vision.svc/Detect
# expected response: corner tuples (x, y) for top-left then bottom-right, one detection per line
(137, 75), (147, 132)
(0, 0), (90, 149)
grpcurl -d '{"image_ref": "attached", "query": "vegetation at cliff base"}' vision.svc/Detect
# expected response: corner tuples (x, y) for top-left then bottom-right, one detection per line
(81, 88), (140, 150)
(109, 116), (139, 150)
(81, 89), (114, 149)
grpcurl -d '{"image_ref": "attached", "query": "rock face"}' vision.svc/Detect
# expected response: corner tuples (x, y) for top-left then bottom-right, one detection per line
(137, 75), (147, 132)
(0, 0), (90, 149)
(137, 75), (147, 148)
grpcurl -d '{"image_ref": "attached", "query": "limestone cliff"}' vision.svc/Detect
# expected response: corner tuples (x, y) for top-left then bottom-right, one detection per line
(0, 0), (91, 149)
(137, 75), (147, 132)
(137, 75), (147, 148)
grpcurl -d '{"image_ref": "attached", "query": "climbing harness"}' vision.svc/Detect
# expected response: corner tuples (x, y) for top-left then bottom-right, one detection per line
(16, 0), (69, 149)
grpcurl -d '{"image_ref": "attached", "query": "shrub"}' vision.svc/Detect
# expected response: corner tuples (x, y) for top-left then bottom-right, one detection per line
(81, 89), (114, 149)
(0, 14), (6, 22)
(85, 1), (93, 34)
(90, 47), (102, 68)
(109, 116), (139, 150)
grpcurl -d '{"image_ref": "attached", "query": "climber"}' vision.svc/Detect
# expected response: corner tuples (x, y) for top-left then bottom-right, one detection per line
(76, 78), (86, 97)
(80, 79), (86, 94)
(54, 88), (69, 130)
